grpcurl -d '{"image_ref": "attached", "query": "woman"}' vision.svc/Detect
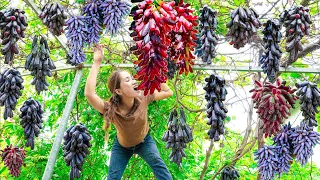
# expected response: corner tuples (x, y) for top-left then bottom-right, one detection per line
(84, 44), (173, 180)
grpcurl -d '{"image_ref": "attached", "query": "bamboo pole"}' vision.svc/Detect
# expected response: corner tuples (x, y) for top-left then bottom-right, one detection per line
(42, 69), (83, 180)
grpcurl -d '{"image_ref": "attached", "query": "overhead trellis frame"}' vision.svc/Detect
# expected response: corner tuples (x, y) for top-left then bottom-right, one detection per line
(18, 64), (320, 76)
(6, 0), (317, 179)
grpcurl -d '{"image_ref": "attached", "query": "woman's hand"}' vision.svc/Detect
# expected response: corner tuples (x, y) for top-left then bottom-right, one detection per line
(93, 44), (105, 64)
(153, 83), (173, 101)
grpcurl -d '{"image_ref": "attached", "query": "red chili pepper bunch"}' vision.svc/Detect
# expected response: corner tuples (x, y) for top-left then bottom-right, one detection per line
(129, 0), (198, 95)
(1, 145), (26, 177)
(250, 79), (297, 137)
(130, 0), (178, 95)
(169, 0), (198, 75)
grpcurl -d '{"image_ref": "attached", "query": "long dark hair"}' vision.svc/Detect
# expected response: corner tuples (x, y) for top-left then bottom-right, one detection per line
(103, 70), (123, 141)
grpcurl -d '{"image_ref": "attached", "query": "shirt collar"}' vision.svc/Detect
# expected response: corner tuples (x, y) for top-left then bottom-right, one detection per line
(115, 97), (142, 117)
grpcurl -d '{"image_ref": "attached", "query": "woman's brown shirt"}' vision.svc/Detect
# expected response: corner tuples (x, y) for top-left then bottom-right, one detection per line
(103, 94), (154, 148)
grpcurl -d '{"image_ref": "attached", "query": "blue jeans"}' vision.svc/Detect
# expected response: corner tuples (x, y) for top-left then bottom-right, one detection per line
(107, 134), (172, 180)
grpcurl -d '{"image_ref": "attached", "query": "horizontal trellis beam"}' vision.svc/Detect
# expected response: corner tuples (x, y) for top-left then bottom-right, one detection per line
(20, 64), (320, 76)
(189, 65), (320, 73)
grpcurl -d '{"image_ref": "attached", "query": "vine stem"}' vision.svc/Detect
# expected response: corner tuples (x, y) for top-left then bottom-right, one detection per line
(257, 118), (264, 180)
(173, 74), (206, 113)
(200, 139), (215, 180)
(233, 99), (254, 162)
(76, 93), (79, 123)
(209, 102), (259, 179)
(204, 74), (257, 179)
(211, 137), (258, 180)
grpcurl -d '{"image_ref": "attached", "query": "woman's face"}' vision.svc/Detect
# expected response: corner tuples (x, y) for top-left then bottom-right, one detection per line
(117, 71), (141, 98)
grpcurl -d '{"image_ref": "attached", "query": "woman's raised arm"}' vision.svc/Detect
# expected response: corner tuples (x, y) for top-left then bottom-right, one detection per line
(84, 44), (105, 114)
(153, 83), (173, 101)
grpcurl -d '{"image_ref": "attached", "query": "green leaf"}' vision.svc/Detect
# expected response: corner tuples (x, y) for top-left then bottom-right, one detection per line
(225, 116), (231, 122)
(0, 166), (6, 174)
(76, 0), (85, 4)
(234, 0), (245, 6)
(290, 73), (301, 78)
(220, 55), (227, 62)
(63, 73), (69, 82)
(5, 138), (10, 146)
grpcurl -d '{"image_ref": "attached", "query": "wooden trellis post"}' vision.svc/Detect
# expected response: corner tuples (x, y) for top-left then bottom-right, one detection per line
(42, 69), (83, 180)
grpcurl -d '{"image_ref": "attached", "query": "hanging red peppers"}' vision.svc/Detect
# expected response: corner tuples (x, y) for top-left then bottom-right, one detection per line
(130, 0), (177, 95)
(250, 79), (298, 137)
(170, 0), (198, 75)
(130, 0), (197, 95)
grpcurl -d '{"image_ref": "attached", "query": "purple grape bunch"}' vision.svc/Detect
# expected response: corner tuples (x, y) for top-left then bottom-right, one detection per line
(290, 126), (320, 166)
(194, 34), (203, 58)
(255, 123), (320, 179)
(0, 8), (28, 65)
(63, 124), (92, 179)
(162, 108), (193, 166)
(260, 19), (282, 83)
(100, 0), (131, 35)
(65, 16), (88, 65)
(39, 2), (68, 36)
(25, 36), (56, 94)
(221, 166), (240, 180)
(254, 145), (279, 180)
(82, 0), (103, 46)
(166, 49), (177, 80)
(280, 5), (312, 63)
(273, 123), (293, 176)
(19, 97), (44, 150)
(0, 68), (24, 120)
(196, 5), (218, 64)
(204, 74), (228, 141)
(295, 81), (320, 127)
